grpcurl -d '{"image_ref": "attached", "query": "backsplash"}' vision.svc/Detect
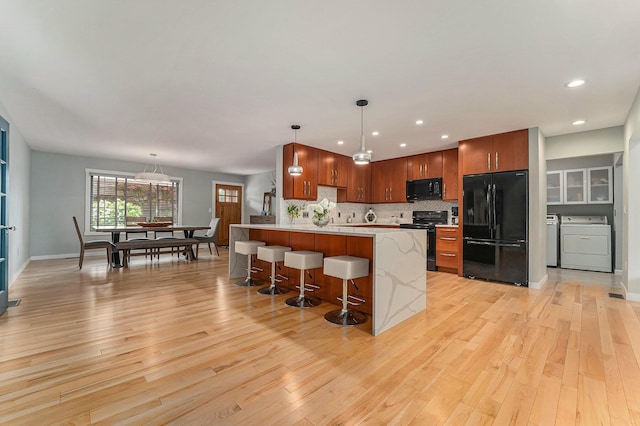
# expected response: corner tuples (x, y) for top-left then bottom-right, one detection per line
(279, 187), (458, 225)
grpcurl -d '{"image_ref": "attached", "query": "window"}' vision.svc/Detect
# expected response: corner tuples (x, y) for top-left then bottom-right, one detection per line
(218, 186), (239, 203)
(86, 169), (182, 231)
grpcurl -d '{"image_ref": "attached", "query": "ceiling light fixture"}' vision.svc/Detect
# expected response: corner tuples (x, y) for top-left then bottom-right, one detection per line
(353, 99), (372, 165)
(416, 120), (424, 125)
(135, 153), (171, 183)
(572, 119), (586, 125)
(400, 143), (407, 147)
(287, 124), (303, 176)
(566, 79), (586, 88)
(337, 140), (344, 145)
(441, 134), (449, 139)
(372, 131), (379, 136)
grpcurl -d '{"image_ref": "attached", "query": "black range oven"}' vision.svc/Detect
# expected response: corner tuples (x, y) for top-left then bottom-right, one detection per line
(400, 210), (449, 271)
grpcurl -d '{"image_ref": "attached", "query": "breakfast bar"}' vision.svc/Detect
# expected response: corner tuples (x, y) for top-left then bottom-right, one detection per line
(229, 224), (427, 335)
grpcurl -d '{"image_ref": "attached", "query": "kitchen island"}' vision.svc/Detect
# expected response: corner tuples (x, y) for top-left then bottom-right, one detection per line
(229, 224), (426, 335)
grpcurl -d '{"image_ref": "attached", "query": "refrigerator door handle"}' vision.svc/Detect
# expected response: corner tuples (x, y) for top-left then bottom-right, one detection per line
(492, 184), (497, 230)
(486, 184), (492, 228)
(467, 240), (522, 248)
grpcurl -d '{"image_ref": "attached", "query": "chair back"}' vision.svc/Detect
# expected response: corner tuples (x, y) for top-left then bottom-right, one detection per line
(153, 216), (174, 224)
(72, 216), (84, 245)
(126, 216), (147, 225)
(206, 217), (220, 239)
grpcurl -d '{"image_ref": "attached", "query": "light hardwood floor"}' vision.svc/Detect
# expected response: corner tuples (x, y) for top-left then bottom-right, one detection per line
(1, 250), (639, 425)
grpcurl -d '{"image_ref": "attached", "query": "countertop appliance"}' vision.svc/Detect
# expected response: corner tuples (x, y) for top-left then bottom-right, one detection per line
(451, 206), (459, 225)
(546, 214), (559, 267)
(406, 177), (442, 202)
(400, 210), (448, 271)
(560, 215), (611, 272)
(462, 170), (528, 286)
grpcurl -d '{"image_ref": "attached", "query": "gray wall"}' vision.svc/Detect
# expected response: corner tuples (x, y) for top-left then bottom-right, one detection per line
(244, 170), (275, 222)
(0, 100), (32, 285)
(546, 126), (624, 160)
(29, 151), (244, 257)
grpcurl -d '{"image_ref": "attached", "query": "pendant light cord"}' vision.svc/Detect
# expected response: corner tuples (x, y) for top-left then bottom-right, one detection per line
(360, 104), (366, 151)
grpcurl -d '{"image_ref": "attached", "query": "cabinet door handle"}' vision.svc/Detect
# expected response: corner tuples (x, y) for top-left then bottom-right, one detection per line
(424, 164), (427, 177)
(390, 187), (393, 200)
(419, 164), (423, 177)
(441, 253), (456, 257)
(580, 237), (590, 239)
(495, 152), (499, 170)
(440, 237), (456, 241)
(443, 183), (446, 198)
(487, 153), (491, 171)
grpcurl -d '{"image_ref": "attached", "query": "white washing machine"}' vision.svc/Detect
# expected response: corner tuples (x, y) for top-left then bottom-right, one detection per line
(546, 214), (558, 267)
(560, 215), (611, 272)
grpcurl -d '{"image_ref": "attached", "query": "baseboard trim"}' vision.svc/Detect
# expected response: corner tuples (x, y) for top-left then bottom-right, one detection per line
(621, 284), (640, 302)
(9, 258), (32, 287)
(528, 273), (548, 290)
(615, 269), (623, 275)
(30, 253), (82, 261)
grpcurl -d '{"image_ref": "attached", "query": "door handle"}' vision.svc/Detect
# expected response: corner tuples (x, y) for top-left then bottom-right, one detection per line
(390, 187), (392, 200)
(3, 225), (16, 232)
(495, 152), (499, 170)
(487, 153), (491, 171)
(443, 183), (446, 198)
(419, 165), (423, 177)
(440, 253), (456, 257)
(440, 237), (456, 241)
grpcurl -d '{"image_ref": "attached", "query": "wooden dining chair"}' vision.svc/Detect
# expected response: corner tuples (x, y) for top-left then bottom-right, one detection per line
(73, 216), (115, 269)
(152, 216), (176, 258)
(195, 217), (221, 258)
(125, 216), (149, 239)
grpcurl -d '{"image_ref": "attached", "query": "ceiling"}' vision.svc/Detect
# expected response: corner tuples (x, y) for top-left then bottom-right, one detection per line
(1, 1), (639, 176)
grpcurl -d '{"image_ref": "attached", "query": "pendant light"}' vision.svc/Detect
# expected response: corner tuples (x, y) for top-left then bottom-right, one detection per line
(135, 153), (171, 183)
(352, 99), (372, 165)
(287, 124), (303, 176)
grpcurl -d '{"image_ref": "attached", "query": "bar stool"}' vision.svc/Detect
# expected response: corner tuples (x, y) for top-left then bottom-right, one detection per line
(284, 251), (323, 308)
(257, 245), (291, 295)
(323, 255), (369, 326)
(234, 240), (266, 287)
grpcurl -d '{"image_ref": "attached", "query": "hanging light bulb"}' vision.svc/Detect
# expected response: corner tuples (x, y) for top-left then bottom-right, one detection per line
(288, 124), (303, 176)
(352, 99), (371, 165)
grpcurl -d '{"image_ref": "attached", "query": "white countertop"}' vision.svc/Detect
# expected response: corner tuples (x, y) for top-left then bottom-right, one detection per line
(231, 223), (424, 236)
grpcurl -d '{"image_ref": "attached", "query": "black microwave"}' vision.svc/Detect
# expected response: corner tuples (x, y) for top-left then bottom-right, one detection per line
(406, 178), (442, 202)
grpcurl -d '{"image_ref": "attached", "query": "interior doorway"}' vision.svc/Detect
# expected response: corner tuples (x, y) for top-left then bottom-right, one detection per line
(214, 183), (242, 246)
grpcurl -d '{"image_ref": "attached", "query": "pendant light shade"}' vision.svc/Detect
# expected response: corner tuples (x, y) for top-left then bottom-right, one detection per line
(287, 125), (303, 176)
(135, 153), (171, 183)
(352, 99), (371, 165)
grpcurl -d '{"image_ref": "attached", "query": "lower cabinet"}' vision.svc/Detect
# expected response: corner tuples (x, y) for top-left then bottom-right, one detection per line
(436, 227), (459, 273)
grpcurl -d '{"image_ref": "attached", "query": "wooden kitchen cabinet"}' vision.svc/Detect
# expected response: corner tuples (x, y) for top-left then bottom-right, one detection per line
(345, 236), (373, 315)
(283, 143), (318, 200)
(370, 157), (407, 203)
(436, 226), (459, 273)
(442, 148), (458, 201)
(459, 129), (528, 175)
(341, 162), (370, 203)
(318, 150), (348, 187)
(407, 151), (443, 180)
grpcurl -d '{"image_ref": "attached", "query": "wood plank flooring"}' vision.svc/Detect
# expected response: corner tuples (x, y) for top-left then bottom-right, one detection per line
(1, 250), (639, 425)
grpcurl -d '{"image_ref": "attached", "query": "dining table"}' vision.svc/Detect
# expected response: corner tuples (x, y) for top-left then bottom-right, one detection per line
(92, 225), (211, 267)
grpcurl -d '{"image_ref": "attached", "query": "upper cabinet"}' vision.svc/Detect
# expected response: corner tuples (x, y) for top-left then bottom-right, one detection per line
(554, 166), (612, 205)
(317, 150), (348, 187)
(546, 170), (564, 205)
(282, 143), (318, 200)
(370, 158), (407, 203)
(442, 148), (458, 201)
(407, 152), (443, 180)
(343, 163), (370, 203)
(460, 129), (528, 175)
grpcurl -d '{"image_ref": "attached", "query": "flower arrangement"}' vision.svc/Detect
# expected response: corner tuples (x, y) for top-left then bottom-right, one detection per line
(307, 198), (336, 227)
(286, 203), (303, 224)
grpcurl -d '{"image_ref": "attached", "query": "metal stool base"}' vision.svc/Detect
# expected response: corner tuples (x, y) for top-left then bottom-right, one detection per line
(285, 295), (321, 308)
(257, 285), (290, 295)
(235, 278), (262, 287)
(324, 309), (367, 326)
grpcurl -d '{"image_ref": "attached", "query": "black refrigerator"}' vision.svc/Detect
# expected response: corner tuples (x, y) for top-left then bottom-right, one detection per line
(462, 170), (528, 286)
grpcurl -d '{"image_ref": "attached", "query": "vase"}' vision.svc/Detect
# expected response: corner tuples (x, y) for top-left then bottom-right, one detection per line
(312, 215), (330, 228)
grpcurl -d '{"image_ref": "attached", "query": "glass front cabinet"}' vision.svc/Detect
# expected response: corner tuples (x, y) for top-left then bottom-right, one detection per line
(546, 170), (564, 205)
(563, 168), (587, 204)
(587, 166), (613, 204)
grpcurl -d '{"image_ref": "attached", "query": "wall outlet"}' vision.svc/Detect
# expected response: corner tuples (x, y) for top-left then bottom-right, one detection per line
(338, 212), (341, 218)
(400, 212), (404, 218)
(352, 212), (356, 218)
(303, 211), (309, 218)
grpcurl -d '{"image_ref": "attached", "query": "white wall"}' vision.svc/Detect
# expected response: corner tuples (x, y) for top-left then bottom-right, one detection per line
(528, 128), (547, 288)
(29, 151), (244, 257)
(623, 87), (640, 300)
(546, 126), (624, 160)
(0, 100), (31, 285)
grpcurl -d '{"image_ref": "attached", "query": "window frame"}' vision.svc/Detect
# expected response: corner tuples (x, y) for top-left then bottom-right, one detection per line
(84, 168), (183, 235)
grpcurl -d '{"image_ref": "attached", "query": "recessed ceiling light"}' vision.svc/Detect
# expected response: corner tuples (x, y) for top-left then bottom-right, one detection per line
(566, 79), (586, 88)
(337, 140), (344, 145)
(441, 134), (449, 139)
(572, 119), (586, 125)
(372, 131), (379, 136)
(416, 120), (423, 125)
(400, 143), (407, 147)
(367, 150), (373, 154)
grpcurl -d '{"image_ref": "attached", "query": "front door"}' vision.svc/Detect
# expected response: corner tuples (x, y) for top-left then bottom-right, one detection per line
(215, 184), (242, 246)
(0, 114), (10, 316)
